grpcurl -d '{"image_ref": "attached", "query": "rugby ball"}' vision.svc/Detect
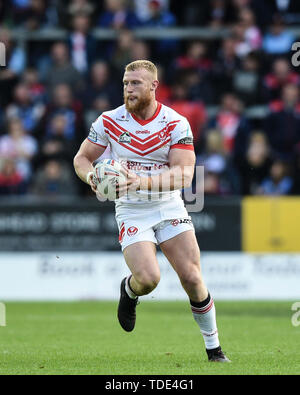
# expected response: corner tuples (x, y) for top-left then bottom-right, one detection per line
(93, 159), (126, 201)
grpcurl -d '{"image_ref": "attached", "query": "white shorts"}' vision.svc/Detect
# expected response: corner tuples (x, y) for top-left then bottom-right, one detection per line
(115, 198), (195, 251)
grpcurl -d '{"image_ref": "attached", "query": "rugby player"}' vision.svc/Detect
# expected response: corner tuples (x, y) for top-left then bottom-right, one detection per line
(74, 60), (230, 362)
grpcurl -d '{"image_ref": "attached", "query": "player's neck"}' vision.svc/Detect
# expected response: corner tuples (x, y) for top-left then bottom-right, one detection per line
(132, 100), (158, 121)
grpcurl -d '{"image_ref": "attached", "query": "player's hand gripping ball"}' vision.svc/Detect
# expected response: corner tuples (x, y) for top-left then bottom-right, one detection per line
(93, 159), (127, 201)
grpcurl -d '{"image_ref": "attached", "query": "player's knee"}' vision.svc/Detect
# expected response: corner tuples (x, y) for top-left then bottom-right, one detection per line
(137, 272), (160, 294)
(180, 265), (203, 289)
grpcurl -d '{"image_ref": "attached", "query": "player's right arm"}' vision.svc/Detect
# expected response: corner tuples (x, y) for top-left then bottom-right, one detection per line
(73, 139), (106, 192)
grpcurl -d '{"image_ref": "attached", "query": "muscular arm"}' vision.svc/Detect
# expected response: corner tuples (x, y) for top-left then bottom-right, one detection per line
(139, 148), (195, 191)
(73, 139), (106, 185)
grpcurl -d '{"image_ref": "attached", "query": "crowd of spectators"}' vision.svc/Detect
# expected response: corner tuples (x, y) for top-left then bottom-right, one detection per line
(1, 0), (300, 197)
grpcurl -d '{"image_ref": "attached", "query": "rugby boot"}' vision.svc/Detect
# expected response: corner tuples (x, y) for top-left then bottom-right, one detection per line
(117, 277), (139, 332)
(207, 346), (231, 362)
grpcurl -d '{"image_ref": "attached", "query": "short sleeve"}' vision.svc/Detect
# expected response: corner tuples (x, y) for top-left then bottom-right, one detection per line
(87, 115), (108, 148)
(170, 117), (194, 151)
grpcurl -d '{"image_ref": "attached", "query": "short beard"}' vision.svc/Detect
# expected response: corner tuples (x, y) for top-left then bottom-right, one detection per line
(124, 93), (152, 114)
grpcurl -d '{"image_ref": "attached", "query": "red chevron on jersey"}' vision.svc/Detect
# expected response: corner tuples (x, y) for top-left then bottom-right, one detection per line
(108, 131), (171, 157)
(102, 115), (180, 144)
(106, 129), (171, 155)
(103, 119), (179, 154)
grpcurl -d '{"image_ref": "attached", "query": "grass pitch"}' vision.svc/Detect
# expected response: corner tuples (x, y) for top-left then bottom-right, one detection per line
(0, 301), (299, 375)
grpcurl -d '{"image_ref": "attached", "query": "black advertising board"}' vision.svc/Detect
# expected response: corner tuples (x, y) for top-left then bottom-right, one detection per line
(190, 197), (241, 251)
(0, 197), (241, 252)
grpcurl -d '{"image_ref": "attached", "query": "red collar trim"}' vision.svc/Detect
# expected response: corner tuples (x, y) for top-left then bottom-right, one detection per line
(130, 102), (162, 126)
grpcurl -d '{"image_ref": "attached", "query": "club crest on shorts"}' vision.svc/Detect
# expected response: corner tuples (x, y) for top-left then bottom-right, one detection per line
(118, 131), (131, 143)
(127, 226), (138, 236)
(171, 218), (192, 226)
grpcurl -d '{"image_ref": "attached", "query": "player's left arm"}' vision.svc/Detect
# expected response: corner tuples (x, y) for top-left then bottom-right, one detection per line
(139, 148), (195, 191)
(140, 116), (196, 191)
(167, 148), (195, 188)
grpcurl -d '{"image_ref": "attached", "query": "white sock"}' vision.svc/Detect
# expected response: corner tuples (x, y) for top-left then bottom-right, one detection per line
(125, 275), (138, 299)
(190, 294), (220, 350)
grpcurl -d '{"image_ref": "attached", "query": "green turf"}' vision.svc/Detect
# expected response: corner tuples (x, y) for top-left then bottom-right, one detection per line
(0, 301), (299, 375)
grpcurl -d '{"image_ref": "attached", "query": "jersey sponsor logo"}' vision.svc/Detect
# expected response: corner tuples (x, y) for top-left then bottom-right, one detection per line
(127, 226), (138, 236)
(158, 116), (168, 124)
(116, 117), (129, 122)
(123, 160), (169, 172)
(118, 131), (131, 143)
(135, 130), (151, 134)
(177, 137), (193, 145)
(171, 218), (192, 226)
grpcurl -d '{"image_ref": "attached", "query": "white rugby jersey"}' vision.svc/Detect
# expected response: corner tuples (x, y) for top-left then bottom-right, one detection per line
(87, 102), (194, 205)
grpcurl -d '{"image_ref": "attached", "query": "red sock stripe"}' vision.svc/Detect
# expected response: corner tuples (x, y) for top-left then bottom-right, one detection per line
(191, 298), (214, 315)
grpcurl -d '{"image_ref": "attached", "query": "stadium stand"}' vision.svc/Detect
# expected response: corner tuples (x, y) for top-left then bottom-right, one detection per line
(1, 0), (300, 197)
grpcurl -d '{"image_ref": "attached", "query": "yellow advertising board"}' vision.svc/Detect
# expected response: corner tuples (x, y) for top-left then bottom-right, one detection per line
(243, 197), (300, 252)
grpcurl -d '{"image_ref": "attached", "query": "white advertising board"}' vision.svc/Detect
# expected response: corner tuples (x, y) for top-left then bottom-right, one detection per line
(0, 252), (299, 301)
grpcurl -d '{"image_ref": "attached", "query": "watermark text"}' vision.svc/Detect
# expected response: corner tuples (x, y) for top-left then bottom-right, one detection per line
(291, 302), (300, 327)
(0, 42), (6, 66)
(0, 303), (6, 327)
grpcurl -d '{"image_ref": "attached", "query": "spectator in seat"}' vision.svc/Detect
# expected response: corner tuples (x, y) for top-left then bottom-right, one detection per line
(34, 114), (78, 171)
(21, 0), (58, 30)
(68, 13), (98, 76)
(233, 20), (260, 59)
(42, 83), (84, 143)
(142, 0), (177, 62)
(213, 37), (240, 98)
(130, 39), (150, 62)
(30, 159), (78, 197)
(183, 68), (214, 104)
(68, 0), (95, 19)
(11, 0), (31, 26)
(83, 61), (120, 111)
(6, 83), (45, 134)
(0, 118), (38, 183)
(143, 0), (175, 27)
(167, 82), (207, 152)
(264, 84), (300, 159)
(134, 0), (169, 24)
(232, 52), (261, 106)
(44, 41), (84, 96)
(0, 158), (25, 195)
(238, 7), (262, 52)
(110, 29), (135, 78)
(208, 92), (250, 158)
(236, 131), (272, 195)
(174, 41), (213, 76)
(207, 0), (231, 28)
(258, 158), (293, 196)
(98, 0), (140, 29)
(196, 128), (239, 195)
(21, 68), (46, 104)
(263, 14), (295, 56)
(263, 57), (300, 102)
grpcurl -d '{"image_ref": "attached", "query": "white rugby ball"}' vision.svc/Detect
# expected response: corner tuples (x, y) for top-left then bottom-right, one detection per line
(93, 159), (126, 201)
